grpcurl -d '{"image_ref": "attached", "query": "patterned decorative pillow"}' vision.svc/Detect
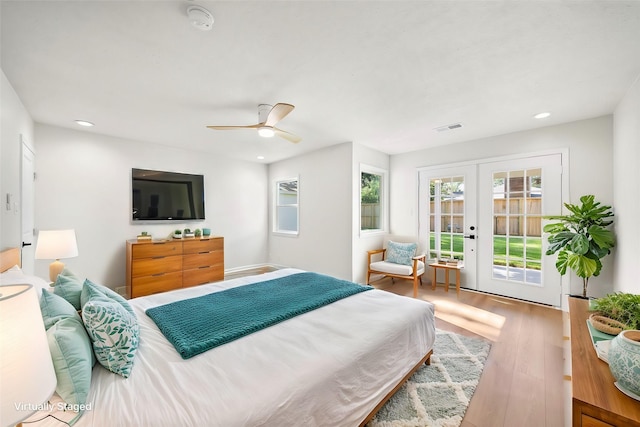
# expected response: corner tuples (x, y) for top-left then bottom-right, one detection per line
(47, 316), (95, 405)
(81, 279), (138, 377)
(81, 279), (135, 318)
(386, 241), (418, 266)
(40, 289), (81, 330)
(82, 296), (139, 378)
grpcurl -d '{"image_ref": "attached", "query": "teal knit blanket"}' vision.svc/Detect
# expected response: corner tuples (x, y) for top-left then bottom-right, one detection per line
(146, 272), (372, 359)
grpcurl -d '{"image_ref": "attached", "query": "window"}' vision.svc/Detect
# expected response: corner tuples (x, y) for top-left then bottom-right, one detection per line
(274, 177), (299, 234)
(360, 165), (387, 233)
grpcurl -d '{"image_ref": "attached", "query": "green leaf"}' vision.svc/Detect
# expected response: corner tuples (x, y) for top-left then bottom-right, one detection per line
(588, 226), (615, 249)
(569, 234), (589, 255)
(555, 250), (569, 275)
(566, 253), (598, 278)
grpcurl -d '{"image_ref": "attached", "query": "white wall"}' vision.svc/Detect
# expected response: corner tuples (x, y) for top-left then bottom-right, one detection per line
(34, 124), (269, 288)
(390, 116), (615, 298)
(613, 75), (640, 294)
(268, 143), (353, 280)
(1, 70), (35, 267)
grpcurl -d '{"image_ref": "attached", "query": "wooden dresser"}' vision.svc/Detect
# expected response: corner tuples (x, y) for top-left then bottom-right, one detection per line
(126, 237), (224, 298)
(568, 297), (640, 427)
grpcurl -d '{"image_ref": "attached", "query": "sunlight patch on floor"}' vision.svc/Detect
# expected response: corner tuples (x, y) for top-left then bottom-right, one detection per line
(430, 298), (505, 342)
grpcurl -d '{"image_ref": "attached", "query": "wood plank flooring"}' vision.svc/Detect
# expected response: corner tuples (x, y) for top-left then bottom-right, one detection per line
(372, 276), (565, 427)
(226, 268), (565, 426)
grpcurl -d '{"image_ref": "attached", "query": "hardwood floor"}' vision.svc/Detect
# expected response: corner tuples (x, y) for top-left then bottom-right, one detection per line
(372, 276), (565, 427)
(226, 267), (565, 426)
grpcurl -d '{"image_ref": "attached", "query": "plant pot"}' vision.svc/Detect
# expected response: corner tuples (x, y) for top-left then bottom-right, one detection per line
(608, 329), (640, 400)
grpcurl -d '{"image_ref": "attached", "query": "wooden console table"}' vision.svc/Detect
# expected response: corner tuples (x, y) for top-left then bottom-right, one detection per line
(568, 297), (640, 426)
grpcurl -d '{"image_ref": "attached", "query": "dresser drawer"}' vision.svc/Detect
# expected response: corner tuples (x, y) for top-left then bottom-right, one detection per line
(131, 255), (182, 277)
(183, 238), (223, 254)
(131, 271), (182, 298)
(132, 241), (182, 259)
(183, 266), (224, 287)
(183, 251), (223, 269)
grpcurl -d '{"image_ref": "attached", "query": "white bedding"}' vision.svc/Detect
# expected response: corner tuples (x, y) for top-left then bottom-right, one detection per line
(72, 268), (435, 427)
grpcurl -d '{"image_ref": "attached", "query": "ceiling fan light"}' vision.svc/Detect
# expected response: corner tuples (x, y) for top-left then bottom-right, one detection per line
(258, 127), (275, 138)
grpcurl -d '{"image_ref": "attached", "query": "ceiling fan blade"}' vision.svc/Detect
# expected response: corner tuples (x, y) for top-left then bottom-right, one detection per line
(265, 103), (294, 127)
(207, 124), (261, 130)
(274, 127), (302, 143)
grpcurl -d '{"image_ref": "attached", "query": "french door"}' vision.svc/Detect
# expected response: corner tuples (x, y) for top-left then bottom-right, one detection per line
(419, 153), (564, 306)
(419, 165), (477, 290)
(477, 154), (563, 306)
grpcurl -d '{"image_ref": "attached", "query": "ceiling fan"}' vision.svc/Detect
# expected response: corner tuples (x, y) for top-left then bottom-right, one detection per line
(207, 103), (301, 143)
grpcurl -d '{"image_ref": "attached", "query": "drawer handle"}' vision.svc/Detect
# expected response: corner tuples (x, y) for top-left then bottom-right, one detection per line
(152, 256), (165, 259)
(198, 266), (210, 269)
(198, 251), (211, 254)
(152, 273), (165, 277)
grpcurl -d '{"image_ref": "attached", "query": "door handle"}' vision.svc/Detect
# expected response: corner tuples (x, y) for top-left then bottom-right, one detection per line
(463, 234), (475, 240)
(22, 242), (32, 247)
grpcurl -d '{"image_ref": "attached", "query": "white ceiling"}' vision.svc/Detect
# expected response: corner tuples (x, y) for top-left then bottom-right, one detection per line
(2, 1), (640, 164)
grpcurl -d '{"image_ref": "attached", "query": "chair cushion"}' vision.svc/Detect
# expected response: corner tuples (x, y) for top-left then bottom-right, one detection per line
(386, 241), (418, 266)
(370, 260), (425, 276)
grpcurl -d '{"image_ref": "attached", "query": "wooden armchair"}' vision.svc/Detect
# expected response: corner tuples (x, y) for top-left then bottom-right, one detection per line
(366, 241), (426, 298)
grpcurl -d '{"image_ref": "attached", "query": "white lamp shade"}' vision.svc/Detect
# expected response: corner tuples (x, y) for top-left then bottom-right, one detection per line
(0, 284), (56, 426)
(35, 229), (78, 260)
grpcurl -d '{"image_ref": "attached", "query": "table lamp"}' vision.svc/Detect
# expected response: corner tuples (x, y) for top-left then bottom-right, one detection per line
(0, 284), (56, 427)
(35, 229), (78, 282)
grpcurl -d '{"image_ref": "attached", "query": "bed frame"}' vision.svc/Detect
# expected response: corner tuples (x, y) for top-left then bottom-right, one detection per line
(0, 246), (432, 425)
(359, 349), (432, 426)
(0, 247), (21, 272)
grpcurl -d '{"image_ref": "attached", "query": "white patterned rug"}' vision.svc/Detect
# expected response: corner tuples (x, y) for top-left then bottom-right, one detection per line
(368, 329), (491, 427)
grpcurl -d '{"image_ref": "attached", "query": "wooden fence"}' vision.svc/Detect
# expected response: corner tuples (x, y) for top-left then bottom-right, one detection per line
(429, 198), (542, 236)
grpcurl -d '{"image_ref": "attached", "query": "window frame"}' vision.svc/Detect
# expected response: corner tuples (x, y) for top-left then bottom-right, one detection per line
(359, 164), (388, 236)
(273, 176), (299, 236)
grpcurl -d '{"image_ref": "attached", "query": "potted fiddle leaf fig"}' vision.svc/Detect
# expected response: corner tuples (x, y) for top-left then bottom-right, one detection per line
(543, 195), (615, 298)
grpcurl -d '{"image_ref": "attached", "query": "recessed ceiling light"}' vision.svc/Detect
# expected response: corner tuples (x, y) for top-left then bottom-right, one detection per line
(257, 156), (265, 160)
(75, 120), (94, 127)
(534, 112), (551, 119)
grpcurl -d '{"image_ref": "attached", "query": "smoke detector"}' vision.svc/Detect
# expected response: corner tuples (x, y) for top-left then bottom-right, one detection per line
(187, 5), (214, 31)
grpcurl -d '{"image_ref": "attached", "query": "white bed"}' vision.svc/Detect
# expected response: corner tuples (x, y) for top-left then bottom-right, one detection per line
(1, 249), (435, 427)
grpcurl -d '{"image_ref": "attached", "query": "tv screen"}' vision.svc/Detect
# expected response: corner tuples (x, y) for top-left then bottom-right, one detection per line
(132, 168), (205, 221)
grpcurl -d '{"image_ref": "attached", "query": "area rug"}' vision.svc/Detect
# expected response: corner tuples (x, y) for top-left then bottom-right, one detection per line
(368, 329), (491, 427)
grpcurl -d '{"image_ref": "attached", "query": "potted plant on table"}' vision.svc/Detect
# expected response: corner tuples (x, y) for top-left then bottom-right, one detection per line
(543, 195), (615, 299)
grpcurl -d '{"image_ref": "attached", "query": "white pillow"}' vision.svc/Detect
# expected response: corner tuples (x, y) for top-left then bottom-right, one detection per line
(0, 265), (51, 294)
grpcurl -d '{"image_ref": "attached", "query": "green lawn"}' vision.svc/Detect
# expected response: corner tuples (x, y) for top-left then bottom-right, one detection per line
(430, 233), (542, 269)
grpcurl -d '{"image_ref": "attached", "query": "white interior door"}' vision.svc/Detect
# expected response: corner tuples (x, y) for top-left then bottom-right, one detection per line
(477, 154), (563, 306)
(419, 165), (477, 290)
(21, 139), (35, 273)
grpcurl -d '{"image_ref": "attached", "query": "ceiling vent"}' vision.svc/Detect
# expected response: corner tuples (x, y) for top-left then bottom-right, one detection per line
(434, 123), (463, 133)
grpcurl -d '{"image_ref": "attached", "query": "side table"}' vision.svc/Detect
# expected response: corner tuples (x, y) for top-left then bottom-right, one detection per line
(429, 263), (463, 297)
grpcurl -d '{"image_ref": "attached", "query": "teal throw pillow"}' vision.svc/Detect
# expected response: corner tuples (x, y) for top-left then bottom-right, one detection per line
(81, 288), (139, 378)
(40, 289), (81, 330)
(53, 269), (84, 310)
(386, 241), (418, 266)
(47, 316), (95, 406)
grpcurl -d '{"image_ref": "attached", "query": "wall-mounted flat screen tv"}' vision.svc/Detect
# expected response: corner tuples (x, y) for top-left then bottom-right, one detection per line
(132, 168), (205, 222)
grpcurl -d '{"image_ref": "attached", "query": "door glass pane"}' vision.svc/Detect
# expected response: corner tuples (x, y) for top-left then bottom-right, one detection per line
(491, 169), (542, 285)
(429, 176), (465, 262)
